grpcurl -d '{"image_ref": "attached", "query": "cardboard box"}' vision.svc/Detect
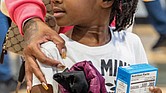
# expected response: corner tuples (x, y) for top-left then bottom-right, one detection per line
(115, 63), (158, 93)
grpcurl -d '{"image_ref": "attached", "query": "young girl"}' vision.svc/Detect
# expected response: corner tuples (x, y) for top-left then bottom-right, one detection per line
(29, 0), (162, 93)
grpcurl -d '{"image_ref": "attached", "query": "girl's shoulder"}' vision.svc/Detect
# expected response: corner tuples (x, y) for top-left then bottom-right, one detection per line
(111, 29), (141, 41)
(122, 30), (143, 46)
(40, 41), (61, 60)
(110, 26), (140, 39)
(111, 29), (143, 47)
(124, 31), (141, 40)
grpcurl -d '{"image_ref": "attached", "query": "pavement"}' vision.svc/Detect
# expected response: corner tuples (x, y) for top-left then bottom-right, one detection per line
(12, 24), (166, 93)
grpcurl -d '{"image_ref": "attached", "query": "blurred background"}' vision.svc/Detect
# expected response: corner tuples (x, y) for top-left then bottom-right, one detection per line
(134, 0), (166, 92)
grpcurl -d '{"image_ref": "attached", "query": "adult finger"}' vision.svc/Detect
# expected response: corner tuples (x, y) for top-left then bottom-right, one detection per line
(32, 45), (63, 67)
(26, 55), (46, 83)
(50, 32), (67, 58)
(25, 61), (32, 93)
(32, 47), (66, 70)
(25, 55), (50, 90)
(24, 43), (62, 67)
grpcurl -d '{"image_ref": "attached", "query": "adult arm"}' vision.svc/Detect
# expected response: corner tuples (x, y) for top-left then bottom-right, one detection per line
(4, 0), (66, 91)
(4, 0), (66, 55)
(4, 0), (46, 34)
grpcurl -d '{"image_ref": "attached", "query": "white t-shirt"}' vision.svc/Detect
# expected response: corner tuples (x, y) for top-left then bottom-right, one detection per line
(33, 28), (148, 93)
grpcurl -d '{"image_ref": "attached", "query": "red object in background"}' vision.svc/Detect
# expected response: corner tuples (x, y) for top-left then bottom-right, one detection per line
(59, 26), (73, 33)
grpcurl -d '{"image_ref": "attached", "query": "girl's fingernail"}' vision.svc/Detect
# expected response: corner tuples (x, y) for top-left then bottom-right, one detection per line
(57, 64), (66, 70)
(42, 82), (49, 90)
(27, 86), (30, 93)
(61, 49), (66, 59)
(149, 86), (154, 90)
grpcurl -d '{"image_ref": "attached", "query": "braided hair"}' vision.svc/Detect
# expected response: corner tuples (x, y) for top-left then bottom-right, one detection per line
(106, 0), (138, 31)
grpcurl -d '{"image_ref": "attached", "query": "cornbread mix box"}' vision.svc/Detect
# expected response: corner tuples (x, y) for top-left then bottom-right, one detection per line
(115, 63), (158, 93)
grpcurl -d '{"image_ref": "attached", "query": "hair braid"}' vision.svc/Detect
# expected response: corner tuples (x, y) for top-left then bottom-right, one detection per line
(109, 0), (138, 31)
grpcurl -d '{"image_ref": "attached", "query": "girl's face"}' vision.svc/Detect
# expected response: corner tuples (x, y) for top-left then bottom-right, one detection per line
(52, 0), (104, 27)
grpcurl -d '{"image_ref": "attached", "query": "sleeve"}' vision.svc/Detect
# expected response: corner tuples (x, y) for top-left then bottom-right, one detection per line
(4, 0), (46, 35)
(134, 35), (148, 64)
(32, 41), (64, 93)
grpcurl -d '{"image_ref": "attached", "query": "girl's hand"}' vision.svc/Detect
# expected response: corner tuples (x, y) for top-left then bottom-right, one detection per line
(149, 86), (162, 93)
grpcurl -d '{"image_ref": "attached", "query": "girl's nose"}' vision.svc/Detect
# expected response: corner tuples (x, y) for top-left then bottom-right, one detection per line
(52, 0), (63, 4)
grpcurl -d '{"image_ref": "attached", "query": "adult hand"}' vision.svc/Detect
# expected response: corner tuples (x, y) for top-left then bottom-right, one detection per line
(23, 18), (66, 91)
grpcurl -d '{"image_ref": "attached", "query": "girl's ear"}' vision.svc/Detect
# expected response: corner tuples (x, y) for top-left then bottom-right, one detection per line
(101, 0), (114, 8)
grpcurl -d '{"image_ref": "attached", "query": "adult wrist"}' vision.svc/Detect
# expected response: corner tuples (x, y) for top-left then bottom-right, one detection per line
(23, 17), (43, 34)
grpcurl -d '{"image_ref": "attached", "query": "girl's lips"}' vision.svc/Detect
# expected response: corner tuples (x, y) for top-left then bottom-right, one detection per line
(53, 7), (66, 18)
(54, 12), (65, 18)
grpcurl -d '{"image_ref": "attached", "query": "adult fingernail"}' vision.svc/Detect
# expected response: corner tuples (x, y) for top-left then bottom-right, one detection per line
(42, 82), (49, 90)
(27, 86), (30, 93)
(61, 48), (66, 59)
(16, 82), (21, 93)
(57, 64), (66, 70)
